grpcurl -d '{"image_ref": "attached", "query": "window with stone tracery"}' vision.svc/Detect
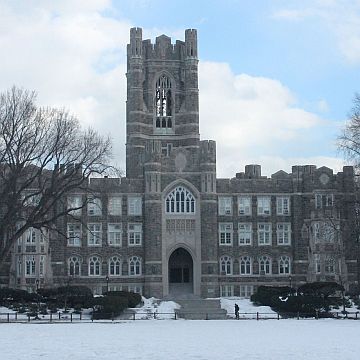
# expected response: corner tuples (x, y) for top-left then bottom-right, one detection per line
(155, 75), (173, 129)
(68, 256), (81, 276)
(165, 186), (195, 214)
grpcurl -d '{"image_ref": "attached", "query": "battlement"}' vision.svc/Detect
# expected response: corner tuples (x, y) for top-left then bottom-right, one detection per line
(129, 27), (142, 57)
(128, 27), (198, 61)
(185, 29), (198, 58)
(235, 164), (263, 179)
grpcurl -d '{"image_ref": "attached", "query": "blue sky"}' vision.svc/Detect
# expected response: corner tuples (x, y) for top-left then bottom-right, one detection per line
(1, 0), (360, 176)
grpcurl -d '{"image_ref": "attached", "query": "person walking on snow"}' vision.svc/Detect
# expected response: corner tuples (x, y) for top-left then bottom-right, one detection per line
(235, 303), (239, 319)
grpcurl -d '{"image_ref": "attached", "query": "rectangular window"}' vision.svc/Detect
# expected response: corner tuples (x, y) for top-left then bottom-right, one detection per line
(39, 255), (45, 277)
(238, 196), (251, 215)
(277, 197), (290, 215)
(67, 195), (82, 216)
(109, 285), (123, 292)
(220, 285), (234, 297)
(108, 223), (122, 246)
(17, 238), (22, 253)
(25, 228), (37, 244)
(315, 254), (321, 274)
(25, 256), (36, 276)
(315, 193), (334, 209)
(258, 223), (272, 245)
(313, 222), (321, 243)
(128, 223), (142, 246)
(240, 285), (254, 298)
(238, 223), (252, 245)
(257, 196), (271, 215)
(219, 223), (233, 245)
(325, 258), (335, 274)
(67, 224), (81, 246)
(108, 196), (122, 216)
(17, 257), (22, 276)
(277, 223), (291, 245)
(218, 197), (232, 215)
(88, 197), (102, 216)
(128, 285), (143, 295)
(128, 196), (142, 216)
(87, 223), (102, 246)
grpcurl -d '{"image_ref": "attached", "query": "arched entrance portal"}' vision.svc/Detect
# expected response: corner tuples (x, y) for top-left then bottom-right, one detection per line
(168, 248), (193, 295)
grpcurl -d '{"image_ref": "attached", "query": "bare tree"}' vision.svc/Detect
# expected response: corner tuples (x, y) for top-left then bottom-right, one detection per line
(338, 93), (360, 291)
(338, 93), (360, 171)
(0, 87), (113, 266)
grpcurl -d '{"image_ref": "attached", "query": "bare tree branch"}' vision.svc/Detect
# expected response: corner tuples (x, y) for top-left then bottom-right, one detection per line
(0, 86), (116, 266)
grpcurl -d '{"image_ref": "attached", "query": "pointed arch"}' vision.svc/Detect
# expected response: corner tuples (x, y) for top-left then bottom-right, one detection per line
(165, 186), (195, 214)
(155, 74), (173, 118)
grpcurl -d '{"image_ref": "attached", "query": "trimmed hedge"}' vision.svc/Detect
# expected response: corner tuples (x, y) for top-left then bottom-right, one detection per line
(92, 296), (129, 319)
(92, 291), (142, 319)
(0, 288), (38, 305)
(251, 282), (344, 316)
(104, 291), (142, 308)
(38, 286), (93, 308)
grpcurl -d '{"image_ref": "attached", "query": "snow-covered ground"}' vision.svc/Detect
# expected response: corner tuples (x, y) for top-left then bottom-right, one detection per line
(1, 320), (359, 360)
(1, 298), (360, 359)
(132, 297), (180, 319)
(220, 298), (276, 318)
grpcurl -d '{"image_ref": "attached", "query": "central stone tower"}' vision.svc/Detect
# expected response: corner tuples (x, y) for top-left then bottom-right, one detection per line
(126, 27), (200, 178)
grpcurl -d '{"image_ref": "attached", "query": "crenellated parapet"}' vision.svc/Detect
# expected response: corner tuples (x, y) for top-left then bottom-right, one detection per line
(185, 29), (198, 59)
(128, 27), (143, 58)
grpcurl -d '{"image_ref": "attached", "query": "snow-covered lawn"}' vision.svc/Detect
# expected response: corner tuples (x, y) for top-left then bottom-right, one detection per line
(1, 320), (359, 360)
(132, 297), (180, 319)
(220, 298), (276, 318)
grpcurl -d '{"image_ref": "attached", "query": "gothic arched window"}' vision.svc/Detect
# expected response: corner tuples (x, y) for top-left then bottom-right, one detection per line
(240, 256), (252, 275)
(109, 256), (121, 276)
(155, 75), (172, 128)
(258, 255), (271, 275)
(129, 256), (142, 276)
(68, 256), (81, 276)
(278, 255), (291, 274)
(220, 256), (233, 275)
(89, 256), (101, 276)
(165, 186), (195, 214)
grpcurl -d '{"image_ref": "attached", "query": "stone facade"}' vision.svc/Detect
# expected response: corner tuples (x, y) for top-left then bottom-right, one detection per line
(9, 28), (358, 298)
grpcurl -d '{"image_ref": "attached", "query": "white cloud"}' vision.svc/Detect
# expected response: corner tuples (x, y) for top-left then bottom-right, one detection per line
(198, 61), (340, 177)
(0, 0), (131, 170)
(272, 0), (360, 64)
(0, 1), (344, 178)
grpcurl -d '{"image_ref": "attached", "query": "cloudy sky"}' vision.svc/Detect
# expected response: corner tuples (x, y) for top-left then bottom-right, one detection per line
(1, 0), (360, 177)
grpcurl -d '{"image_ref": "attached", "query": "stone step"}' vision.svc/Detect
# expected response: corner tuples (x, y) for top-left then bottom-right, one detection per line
(175, 300), (223, 309)
(174, 299), (228, 320)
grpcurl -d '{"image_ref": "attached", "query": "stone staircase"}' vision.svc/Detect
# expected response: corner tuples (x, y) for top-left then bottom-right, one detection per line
(174, 299), (228, 320)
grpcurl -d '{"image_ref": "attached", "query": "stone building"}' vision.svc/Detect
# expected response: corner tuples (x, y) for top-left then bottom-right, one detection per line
(9, 28), (358, 298)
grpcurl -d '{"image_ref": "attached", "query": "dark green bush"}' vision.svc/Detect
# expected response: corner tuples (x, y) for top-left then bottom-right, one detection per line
(57, 286), (93, 308)
(251, 282), (344, 316)
(0, 288), (37, 304)
(92, 296), (129, 319)
(104, 291), (142, 308)
(38, 286), (93, 309)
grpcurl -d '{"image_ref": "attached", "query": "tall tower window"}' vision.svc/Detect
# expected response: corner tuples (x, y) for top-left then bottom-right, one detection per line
(155, 75), (173, 130)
